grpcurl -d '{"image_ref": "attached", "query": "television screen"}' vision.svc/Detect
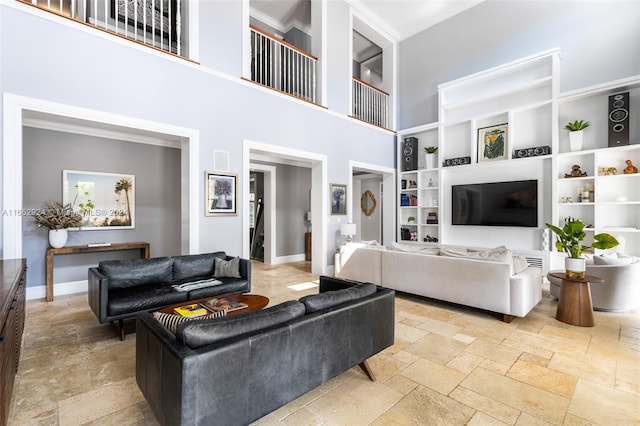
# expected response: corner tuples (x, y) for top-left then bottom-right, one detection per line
(452, 180), (538, 227)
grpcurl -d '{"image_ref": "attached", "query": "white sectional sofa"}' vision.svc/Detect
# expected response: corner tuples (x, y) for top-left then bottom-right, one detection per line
(336, 243), (542, 322)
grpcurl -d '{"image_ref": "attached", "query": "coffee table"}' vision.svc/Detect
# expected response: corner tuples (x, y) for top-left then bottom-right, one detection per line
(159, 293), (269, 317)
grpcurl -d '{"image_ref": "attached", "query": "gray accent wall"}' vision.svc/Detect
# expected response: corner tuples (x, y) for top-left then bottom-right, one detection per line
(276, 164), (311, 257)
(22, 127), (181, 287)
(398, 0), (640, 128)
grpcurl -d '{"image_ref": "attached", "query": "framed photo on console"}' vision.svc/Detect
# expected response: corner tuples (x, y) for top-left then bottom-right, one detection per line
(205, 171), (237, 216)
(478, 123), (508, 163)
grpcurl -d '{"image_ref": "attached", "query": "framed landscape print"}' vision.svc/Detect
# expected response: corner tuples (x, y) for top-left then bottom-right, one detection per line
(206, 171), (237, 216)
(330, 183), (347, 215)
(478, 123), (508, 163)
(63, 170), (135, 230)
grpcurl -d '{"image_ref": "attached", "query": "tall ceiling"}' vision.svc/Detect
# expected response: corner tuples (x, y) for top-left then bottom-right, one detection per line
(250, 0), (484, 41)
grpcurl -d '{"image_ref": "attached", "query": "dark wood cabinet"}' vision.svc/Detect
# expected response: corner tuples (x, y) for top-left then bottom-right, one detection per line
(0, 259), (26, 426)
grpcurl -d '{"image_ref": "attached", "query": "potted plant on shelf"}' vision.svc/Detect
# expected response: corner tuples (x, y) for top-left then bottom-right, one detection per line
(565, 120), (590, 152)
(407, 216), (415, 223)
(424, 146), (438, 169)
(545, 220), (619, 278)
(33, 201), (83, 248)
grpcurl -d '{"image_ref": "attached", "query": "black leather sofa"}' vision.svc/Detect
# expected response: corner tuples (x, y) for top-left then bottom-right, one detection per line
(136, 275), (395, 426)
(88, 252), (250, 340)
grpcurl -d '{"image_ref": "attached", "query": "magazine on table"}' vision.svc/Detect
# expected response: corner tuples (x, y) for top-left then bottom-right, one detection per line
(174, 303), (209, 317)
(200, 296), (248, 313)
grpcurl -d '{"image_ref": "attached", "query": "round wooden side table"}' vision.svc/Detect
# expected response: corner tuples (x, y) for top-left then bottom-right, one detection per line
(548, 271), (604, 327)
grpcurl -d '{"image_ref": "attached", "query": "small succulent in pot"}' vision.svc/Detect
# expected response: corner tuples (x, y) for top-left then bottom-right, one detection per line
(424, 146), (438, 153)
(565, 120), (591, 132)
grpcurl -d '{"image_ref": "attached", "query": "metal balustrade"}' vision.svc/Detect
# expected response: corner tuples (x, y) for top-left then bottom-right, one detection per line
(26, 0), (182, 56)
(352, 77), (389, 128)
(250, 25), (317, 103)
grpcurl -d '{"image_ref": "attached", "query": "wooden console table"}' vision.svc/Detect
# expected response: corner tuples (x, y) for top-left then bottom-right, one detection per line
(46, 242), (150, 302)
(548, 271), (603, 327)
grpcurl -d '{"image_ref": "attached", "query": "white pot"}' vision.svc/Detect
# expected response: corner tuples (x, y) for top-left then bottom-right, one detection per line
(425, 153), (436, 169)
(49, 229), (68, 249)
(569, 131), (583, 152)
(565, 257), (586, 278)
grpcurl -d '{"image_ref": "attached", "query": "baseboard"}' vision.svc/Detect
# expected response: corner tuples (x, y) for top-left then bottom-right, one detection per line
(273, 254), (306, 265)
(26, 280), (88, 301)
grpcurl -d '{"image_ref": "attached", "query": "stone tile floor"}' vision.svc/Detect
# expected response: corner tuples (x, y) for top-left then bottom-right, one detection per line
(8, 261), (640, 425)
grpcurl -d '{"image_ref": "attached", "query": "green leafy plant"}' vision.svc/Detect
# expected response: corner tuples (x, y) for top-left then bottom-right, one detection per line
(407, 216), (415, 223)
(424, 146), (438, 154)
(565, 120), (591, 132)
(545, 220), (619, 258)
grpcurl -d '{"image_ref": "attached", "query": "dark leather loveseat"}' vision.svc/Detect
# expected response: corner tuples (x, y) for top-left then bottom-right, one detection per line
(88, 251), (250, 340)
(136, 275), (395, 426)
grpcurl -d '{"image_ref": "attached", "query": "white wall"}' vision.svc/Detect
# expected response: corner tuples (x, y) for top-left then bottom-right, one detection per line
(0, 1), (395, 273)
(398, 0), (640, 128)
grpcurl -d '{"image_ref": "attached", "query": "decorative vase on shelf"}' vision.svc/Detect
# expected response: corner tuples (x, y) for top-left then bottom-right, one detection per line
(569, 131), (583, 152)
(48, 229), (68, 249)
(565, 257), (586, 279)
(425, 154), (436, 169)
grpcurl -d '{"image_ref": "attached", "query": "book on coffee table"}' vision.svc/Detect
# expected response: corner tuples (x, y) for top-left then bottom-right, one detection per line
(174, 303), (208, 317)
(200, 296), (248, 313)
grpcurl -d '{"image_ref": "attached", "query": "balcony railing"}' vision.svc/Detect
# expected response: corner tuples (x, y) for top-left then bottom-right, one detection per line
(352, 78), (389, 128)
(23, 0), (183, 56)
(250, 25), (317, 103)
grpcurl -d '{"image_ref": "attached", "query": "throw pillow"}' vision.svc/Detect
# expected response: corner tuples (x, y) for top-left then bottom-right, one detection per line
(152, 311), (224, 334)
(513, 256), (529, 274)
(214, 256), (242, 278)
(593, 255), (633, 266)
(440, 246), (514, 274)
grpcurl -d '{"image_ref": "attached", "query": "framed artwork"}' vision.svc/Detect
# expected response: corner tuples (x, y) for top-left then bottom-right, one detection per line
(330, 183), (347, 215)
(478, 123), (508, 163)
(62, 170), (135, 230)
(206, 171), (237, 216)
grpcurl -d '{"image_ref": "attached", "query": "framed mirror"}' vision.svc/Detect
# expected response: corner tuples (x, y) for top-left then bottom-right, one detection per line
(360, 190), (377, 216)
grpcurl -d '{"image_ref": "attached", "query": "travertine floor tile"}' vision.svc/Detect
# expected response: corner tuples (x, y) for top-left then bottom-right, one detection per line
(57, 378), (144, 426)
(568, 379), (640, 425)
(305, 377), (403, 425)
(404, 332), (468, 365)
(461, 368), (570, 425)
(547, 352), (616, 388)
(450, 386), (520, 425)
(399, 358), (466, 395)
(388, 385), (475, 424)
(506, 359), (576, 398)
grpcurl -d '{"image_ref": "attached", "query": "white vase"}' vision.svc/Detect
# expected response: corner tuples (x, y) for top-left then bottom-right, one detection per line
(565, 257), (586, 279)
(425, 153), (436, 169)
(49, 229), (68, 248)
(569, 131), (583, 152)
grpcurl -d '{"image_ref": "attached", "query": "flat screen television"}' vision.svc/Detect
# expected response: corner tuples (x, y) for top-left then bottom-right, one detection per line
(452, 180), (538, 227)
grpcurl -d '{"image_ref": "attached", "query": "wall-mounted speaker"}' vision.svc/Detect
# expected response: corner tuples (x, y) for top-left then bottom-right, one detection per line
(513, 145), (551, 158)
(402, 137), (418, 171)
(609, 92), (630, 147)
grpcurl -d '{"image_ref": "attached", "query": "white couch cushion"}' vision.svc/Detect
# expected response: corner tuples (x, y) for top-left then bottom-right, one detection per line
(441, 246), (514, 274)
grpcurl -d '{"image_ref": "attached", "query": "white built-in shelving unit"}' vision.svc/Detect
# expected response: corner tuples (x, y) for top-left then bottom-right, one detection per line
(396, 47), (640, 266)
(553, 76), (640, 260)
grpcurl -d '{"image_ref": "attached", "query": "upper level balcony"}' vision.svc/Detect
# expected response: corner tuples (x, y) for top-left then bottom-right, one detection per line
(22, 0), (393, 130)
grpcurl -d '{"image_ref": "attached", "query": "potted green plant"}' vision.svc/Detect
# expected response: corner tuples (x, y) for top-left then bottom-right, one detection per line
(33, 201), (83, 248)
(565, 120), (590, 152)
(424, 146), (438, 169)
(407, 216), (415, 223)
(545, 220), (619, 278)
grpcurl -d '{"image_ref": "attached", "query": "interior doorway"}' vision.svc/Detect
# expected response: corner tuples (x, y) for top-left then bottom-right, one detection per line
(244, 140), (327, 275)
